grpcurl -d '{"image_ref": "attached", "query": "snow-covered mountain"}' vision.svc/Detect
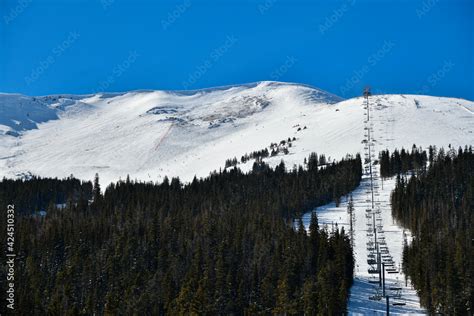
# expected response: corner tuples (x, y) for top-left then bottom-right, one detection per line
(1, 81), (473, 314)
(0, 81), (473, 186)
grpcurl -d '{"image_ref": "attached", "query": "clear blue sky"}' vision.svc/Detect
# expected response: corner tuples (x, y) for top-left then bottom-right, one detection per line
(1, 0), (473, 99)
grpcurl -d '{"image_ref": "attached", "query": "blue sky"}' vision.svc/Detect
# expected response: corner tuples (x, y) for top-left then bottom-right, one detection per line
(1, 0), (473, 99)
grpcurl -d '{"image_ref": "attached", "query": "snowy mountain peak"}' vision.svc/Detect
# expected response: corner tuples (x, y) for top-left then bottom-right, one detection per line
(0, 82), (340, 136)
(0, 82), (473, 186)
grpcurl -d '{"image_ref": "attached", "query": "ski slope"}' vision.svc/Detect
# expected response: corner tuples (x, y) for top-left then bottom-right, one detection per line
(302, 177), (425, 314)
(300, 93), (472, 315)
(1, 82), (472, 187)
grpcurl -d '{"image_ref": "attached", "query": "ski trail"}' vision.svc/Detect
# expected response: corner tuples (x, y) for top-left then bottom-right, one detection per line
(154, 122), (175, 151)
(302, 95), (426, 315)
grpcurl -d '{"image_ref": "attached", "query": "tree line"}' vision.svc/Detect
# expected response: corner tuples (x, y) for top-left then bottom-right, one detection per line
(0, 176), (92, 215)
(379, 145), (428, 178)
(227, 137), (298, 168)
(1, 153), (362, 315)
(390, 146), (473, 314)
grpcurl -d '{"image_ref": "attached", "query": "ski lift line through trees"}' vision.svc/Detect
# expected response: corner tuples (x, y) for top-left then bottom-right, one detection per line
(363, 88), (408, 309)
(364, 87), (395, 300)
(364, 88), (380, 281)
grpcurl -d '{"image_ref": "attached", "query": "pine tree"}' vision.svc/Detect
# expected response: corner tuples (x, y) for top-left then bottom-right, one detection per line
(274, 276), (291, 315)
(302, 277), (318, 315)
(93, 173), (101, 202)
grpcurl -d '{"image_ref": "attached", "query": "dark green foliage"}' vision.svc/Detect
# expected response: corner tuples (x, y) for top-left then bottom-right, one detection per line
(379, 144), (427, 178)
(93, 173), (101, 202)
(0, 175), (92, 214)
(241, 148), (270, 164)
(391, 146), (473, 314)
(0, 153), (361, 315)
(224, 157), (239, 168)
(240, 138), (296, 164)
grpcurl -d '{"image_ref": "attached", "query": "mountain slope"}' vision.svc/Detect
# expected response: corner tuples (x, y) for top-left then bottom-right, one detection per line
(0, 82), (473, 186)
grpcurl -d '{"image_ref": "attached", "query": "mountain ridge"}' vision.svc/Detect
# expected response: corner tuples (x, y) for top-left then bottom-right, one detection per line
(0, 81), (473, 186)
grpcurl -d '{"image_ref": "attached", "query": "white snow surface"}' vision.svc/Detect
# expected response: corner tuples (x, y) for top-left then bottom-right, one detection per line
(1, 81), (472, 187)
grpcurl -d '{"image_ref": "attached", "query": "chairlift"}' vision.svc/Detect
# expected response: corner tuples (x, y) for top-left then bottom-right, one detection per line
(369, 294), (382, 301)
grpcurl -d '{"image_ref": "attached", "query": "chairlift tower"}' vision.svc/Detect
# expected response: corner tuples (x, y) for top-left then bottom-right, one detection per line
(363, 86), (372, 121)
